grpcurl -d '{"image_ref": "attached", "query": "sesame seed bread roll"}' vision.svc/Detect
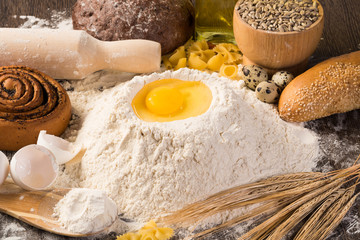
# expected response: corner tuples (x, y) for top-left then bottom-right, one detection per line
(278, 51), (360, 122)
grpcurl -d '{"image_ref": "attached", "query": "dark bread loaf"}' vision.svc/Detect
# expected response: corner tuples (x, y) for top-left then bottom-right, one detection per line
(72, 0), (195, 54)
(278, 51), (360, 122)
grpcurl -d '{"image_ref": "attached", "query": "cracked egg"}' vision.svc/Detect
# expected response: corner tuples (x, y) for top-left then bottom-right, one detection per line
(131, 78), (212, 122)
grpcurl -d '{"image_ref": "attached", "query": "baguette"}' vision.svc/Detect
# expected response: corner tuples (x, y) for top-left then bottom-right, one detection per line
(278, 51), (360, 122)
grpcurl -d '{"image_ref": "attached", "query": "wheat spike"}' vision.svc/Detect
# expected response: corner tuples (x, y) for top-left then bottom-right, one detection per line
(237, 178), (344, 240)
(293, 188), (345, 240)
(311, 187), (356, 240)
(316, 192), (359, 240)
(192, 198), (295, 239)
(266, 182), (341, 240)
(257, 172), (324, 185)
(160, 162), (360, 239)
(160, 177), (328, 227)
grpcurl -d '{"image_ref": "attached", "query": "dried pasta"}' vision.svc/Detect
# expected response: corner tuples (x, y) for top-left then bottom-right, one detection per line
(116, 220), (173, 240)
(162, 56), (173, 70)
(188, 53), (207, 70)
(169, 46), (186, 66)
(207, 54), (226, 71)
(188, 40), (209, 54)
(162, 40), (243, 77)
(199, 49), (215, 62)
(214, 43), (242, 64)
(139, 220), (174, 240)
(174, 58), (187, 70)
(219, 64), (239, 79)
(187, 40), (215, 62)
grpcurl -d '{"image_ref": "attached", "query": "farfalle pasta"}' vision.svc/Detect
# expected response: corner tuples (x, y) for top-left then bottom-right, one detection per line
(213, 43), (242, 64)
(187, 40), (209, 54)
(116, 220), (173, 240)
(116, 232), (141, 240)
(187, 40), (215, 62)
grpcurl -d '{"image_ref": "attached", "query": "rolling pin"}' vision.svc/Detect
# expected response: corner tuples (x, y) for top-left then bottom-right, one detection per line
(0, 28), (161, 79)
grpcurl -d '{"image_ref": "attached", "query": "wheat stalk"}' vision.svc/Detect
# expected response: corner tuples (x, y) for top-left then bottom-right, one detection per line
(317, 192), (360, 240)
(293, 188), (345, 240)
(192, 198), (294, 239)
(160, 158), (360, 239)
(237, 178), (344, 240)
(266, 182), (343, 240)
(309, 186), (357, 240)
(160, 173), (327, 227)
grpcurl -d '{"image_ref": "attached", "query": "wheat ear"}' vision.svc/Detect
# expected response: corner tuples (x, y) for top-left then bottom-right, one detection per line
(293, 188), (345, 240)
(160, 177), (327, 227)
(237, 178), (344, 240)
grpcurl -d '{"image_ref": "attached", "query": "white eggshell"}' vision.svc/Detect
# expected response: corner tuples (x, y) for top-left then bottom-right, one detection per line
(0, 151), (10, 186)
(37, 130), (80, 165)
(10, 144), (58, 191)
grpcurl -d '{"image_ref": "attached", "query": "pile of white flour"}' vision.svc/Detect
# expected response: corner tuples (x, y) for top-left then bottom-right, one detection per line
(53, 188), (118, 234)
(55, 68), (320, 221)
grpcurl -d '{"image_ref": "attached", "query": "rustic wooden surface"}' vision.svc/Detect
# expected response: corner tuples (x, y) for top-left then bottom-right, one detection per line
(0, 0), (360, 240)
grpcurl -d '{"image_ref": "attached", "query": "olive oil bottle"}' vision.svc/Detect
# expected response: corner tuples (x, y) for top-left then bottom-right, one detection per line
(195, 0), (238, 43)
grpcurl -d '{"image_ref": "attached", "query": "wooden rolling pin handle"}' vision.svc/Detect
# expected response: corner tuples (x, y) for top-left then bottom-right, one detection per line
(96, 39), (161, 74)
(0, 28), (161, 79)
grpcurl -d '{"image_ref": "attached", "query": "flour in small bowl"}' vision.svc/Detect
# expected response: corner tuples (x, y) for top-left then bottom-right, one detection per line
(55, 68), (320, 223)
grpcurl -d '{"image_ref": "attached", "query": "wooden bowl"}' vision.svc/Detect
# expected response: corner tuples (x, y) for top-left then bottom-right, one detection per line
(233, 1), (324, 71)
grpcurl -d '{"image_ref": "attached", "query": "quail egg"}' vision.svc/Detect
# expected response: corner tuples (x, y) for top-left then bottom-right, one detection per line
(272, 71), (294, 89)
(255, 80), (282, 103)
(242, 65), (268, 90)
(0, 151), (9, 186)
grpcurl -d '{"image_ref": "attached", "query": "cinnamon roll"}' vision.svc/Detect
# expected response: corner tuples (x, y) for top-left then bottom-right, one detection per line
(0, 66), (71, 151)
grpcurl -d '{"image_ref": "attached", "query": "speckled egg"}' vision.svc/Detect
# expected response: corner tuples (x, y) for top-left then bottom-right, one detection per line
(272, 71), (294, 89)
(255, 80), (282, 103)
(242, 65), (268, 90)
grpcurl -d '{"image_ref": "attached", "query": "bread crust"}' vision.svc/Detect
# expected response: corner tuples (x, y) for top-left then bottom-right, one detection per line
(278, 51), (360, 122)
(72, 0), (195, 54)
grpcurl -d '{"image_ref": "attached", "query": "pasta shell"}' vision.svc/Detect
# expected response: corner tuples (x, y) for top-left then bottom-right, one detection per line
(207, 54), (226, 72)
(188, 53), (207, 70)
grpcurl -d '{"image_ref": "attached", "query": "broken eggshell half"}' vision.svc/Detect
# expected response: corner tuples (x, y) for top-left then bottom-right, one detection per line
(10, 144), (59, 191)
(37, 130), (82, 165)
(0, 151), (10, 186)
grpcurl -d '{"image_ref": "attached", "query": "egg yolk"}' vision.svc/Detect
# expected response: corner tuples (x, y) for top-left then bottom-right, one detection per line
(132, 78), (212, 122)
(145, 87), (184, 115)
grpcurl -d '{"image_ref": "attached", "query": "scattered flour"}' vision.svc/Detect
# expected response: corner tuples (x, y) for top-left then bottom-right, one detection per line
(55, 68), (320, 222)
(0, 222), (25, 239)
(52, 188), (120, 234)
(16, 11), (73, 30)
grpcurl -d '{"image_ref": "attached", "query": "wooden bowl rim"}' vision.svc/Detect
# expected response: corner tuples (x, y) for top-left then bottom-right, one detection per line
(234, 0), (324, 36)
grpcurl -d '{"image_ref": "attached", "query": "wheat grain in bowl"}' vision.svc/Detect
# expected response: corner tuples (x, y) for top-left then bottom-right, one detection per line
(236, 0), (320, 32)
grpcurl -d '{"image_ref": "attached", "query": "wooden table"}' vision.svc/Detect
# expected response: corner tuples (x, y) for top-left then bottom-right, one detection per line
(0, 0), (359, 240)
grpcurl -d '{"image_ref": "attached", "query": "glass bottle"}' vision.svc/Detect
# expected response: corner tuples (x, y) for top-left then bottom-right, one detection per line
(195, 0), (238, 43)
